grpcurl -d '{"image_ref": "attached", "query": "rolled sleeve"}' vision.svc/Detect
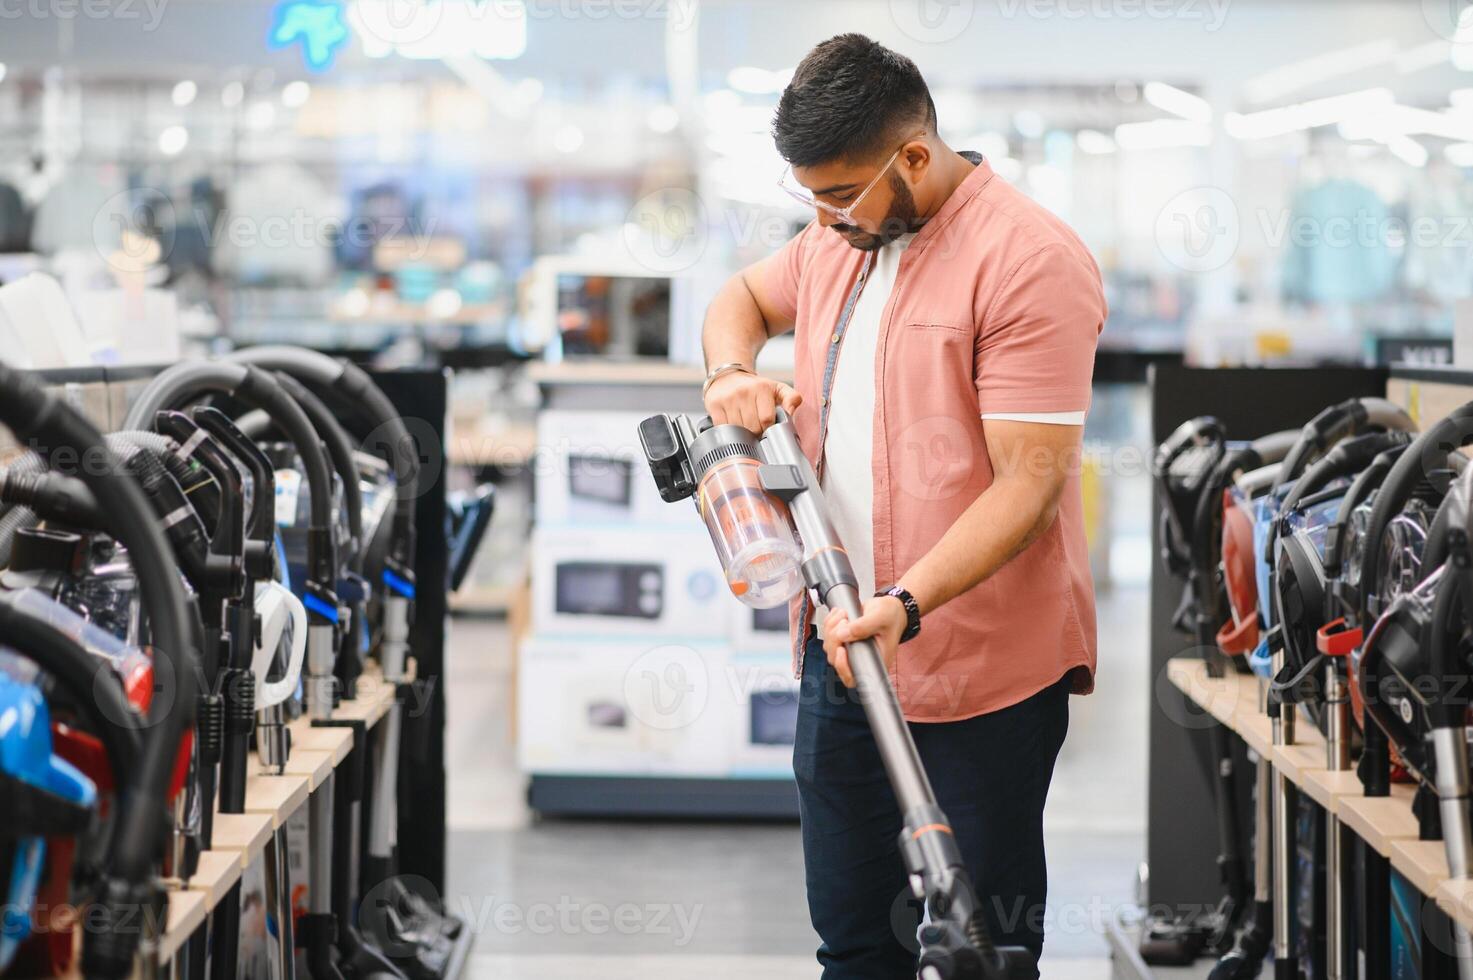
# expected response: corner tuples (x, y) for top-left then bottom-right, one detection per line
(974, 244), (1105, 417)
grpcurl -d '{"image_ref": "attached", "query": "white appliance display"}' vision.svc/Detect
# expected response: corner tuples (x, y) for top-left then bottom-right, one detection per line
(517, 638), (733, 777)
(725, 653), (800, 778)
(531, 526), (732, 639)
(535, 410), (688, 527)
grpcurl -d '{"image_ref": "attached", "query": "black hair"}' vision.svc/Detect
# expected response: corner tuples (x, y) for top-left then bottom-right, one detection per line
(773, 34), (937, 168)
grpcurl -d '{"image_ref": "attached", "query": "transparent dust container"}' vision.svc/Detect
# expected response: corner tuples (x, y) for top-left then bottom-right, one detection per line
(697, 458), (803, 608)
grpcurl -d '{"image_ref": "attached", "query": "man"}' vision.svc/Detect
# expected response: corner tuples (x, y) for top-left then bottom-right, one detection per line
(700, 34), (1105, 979)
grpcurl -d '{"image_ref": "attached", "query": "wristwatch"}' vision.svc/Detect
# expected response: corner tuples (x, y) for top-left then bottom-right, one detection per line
(876, 586), (921, 644)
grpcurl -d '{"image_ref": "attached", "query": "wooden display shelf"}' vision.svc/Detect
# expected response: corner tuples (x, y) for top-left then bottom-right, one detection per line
(1437, 878), (1473, 933)
(1164, 658), (1259, 727)
(1273, 741), (1329, 788)
(1332, 786), (1418, 858)
(1298, 768), (1363, 812)
(183, 849), (242, 908)
(148, 668), (396, 968)
(1234, 705), (1274, 758)
(234, 773), (311, 828)
(157, 890), (208, 963)
(1165, 657), (1450, 919)
(324, 662), (405, 728)
(1393, 840), (1453, 902)
(283, 750), (336, 790)
(210, 811), (275, 867)
(288, 721), (354, 765)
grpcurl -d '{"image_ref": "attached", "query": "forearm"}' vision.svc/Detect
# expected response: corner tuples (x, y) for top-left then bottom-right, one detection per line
(701, 271), (771, 371)
(898, 476), (1062, 616)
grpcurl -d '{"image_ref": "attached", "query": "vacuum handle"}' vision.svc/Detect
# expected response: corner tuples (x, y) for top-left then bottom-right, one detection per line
(255, 582), (308, 710)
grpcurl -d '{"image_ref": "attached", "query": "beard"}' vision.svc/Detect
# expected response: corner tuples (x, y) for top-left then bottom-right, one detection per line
(834, 173), (921, 251)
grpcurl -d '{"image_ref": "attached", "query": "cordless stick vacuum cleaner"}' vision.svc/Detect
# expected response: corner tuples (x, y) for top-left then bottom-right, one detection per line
(0, 361), (200, 979)
(225, 346), (469, 980)
(126, 360), (343, 980)
(639, 410), (1034, 980)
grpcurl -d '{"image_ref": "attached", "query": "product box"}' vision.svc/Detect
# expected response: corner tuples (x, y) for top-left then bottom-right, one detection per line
(723, 651), (800, 778)
(535, 410), (689, 527)
(517, 636), (733, 778)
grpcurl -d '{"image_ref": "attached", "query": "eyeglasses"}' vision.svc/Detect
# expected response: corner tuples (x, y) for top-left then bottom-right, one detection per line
(776, 137), (921, 225)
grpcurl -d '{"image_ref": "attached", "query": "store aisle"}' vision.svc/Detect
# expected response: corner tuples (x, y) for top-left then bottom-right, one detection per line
(443, 577), (1148, 976)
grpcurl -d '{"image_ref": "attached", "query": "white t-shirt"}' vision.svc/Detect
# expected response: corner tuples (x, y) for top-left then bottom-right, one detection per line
(815, 234), (1084, 635)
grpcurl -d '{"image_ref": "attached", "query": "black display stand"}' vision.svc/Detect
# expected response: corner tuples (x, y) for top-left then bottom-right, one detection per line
(1145, 364), (1388, 919)
(529, 774), (799, 819)
(371, 369), (451, 892)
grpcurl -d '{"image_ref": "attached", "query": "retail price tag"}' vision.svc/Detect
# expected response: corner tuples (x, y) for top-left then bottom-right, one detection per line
(275, 469), (302, 527)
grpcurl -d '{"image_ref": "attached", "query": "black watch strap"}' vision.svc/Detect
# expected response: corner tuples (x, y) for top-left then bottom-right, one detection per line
(877, 586), (921, 643)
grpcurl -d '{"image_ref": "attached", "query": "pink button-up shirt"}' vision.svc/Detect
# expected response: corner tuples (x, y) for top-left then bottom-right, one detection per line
(767, 157), (1105, 721)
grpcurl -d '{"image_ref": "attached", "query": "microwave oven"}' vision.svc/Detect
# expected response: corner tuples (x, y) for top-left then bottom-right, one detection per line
(535, 410), (688, 527)
(531, 527), (731, 639)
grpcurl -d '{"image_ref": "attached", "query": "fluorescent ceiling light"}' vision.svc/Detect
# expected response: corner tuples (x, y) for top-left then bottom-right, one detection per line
(1386, 135), (1428, 168)
(1075, 129), (1117, 154)
(1224, 88), (1393, 140)
(1453, 88), (1473, 111)
(282, 80), (311, 108)
(0, 64), (7, 85)
(352, 0), (526, 60)
(1114, 119), (1211, 150)
(159, 126), (189, 157)
(171, 80), (197, 107)
(1143, 82), (1210, 124)
(1242, 41), (1398, 104)
(1336, 103), (1473, 143)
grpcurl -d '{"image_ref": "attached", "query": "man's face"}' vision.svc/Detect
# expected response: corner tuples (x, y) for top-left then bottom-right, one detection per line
(792, 158), (920, 251)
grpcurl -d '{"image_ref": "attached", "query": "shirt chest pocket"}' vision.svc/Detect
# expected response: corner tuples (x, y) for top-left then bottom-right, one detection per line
(889, 320), (976, 377)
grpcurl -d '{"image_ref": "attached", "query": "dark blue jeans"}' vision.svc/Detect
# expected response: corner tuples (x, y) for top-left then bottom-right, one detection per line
(793, 637), (1071, 979)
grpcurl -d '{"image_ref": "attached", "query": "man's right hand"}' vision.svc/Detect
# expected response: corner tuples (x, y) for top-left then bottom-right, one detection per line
(705, 371), (802, 434)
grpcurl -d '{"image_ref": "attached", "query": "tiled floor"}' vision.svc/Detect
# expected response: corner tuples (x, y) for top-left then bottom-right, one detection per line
(440, 571), (1151, 977)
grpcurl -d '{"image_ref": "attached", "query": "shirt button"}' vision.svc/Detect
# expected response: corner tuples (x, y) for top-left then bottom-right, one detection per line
(831, 333), (840, 344)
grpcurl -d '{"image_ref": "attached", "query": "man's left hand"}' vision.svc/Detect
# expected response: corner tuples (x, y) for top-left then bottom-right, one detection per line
(821, 597), (906, 688)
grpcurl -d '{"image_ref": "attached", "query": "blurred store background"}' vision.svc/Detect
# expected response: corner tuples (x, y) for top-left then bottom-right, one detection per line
(4, 1), (1473, 974)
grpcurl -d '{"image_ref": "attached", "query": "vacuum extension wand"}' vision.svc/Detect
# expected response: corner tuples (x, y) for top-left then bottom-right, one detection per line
(640, 411), (1033, 980)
